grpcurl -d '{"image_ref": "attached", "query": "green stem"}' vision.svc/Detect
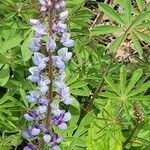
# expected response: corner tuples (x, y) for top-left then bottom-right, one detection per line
(86, 54), (115, 111)
(123, 123), (139, 147)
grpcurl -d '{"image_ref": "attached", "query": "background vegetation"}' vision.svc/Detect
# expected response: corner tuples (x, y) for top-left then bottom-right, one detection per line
(0, 0), (150, 149)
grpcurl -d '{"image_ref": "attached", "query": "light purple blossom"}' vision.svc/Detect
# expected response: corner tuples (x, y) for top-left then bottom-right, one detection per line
(58, 47), (72, 62)
(24, 1), (74, 149)
(37, 105), (47, 114)
(43, 134), (51, 143)
(24, 110), (38, 121)
(32, 52), (49, 70)
(26, 90), (40, 103)
(60, 32), (75, 47)
(22, 131), (32, 139)
(46, 36), (56, 52)
(31, 127), (41, 136)
(29, 38), (41, 52)
(53, 56), (65, 70)
(51, 106), (71, 130)
(59, 10), (69, 20)
(29, 19), (41, 26)
(23, 144), (36, 150)
(53, 22), (67, 33)
(59, 1), (66, 8)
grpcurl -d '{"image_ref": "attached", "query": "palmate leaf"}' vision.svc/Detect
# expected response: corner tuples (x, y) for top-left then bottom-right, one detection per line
(90, 25), (122, 36)
(109, 33), (125, 52)
(0, 64), (10, 86)
(124, 0), (131, 24)
(21, 30), (33, 61)
(105, 76), (120, 95)
(87, 102), (123, 150)
(132, 10), (150, 27)
(131, 31), (143, 57)
(134, 30), (150, 43)
(101, 66), (149, 105)
(120, 65), (127, 94)
(99, 3), (124, 25)
(125, 69), (143, 95)
(0, 34), (23, 54)
(136, 0), (145, 11)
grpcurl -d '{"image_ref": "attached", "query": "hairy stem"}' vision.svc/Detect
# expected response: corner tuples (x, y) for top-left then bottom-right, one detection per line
(45, 8), (54, 129)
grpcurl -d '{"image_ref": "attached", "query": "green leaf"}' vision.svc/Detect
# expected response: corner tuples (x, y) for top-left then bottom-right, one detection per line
(21, 30), (33, 61)
(70, 80), (88, 89)
(99, 3), (124, 25)
(120, 65), (127, 94)
(109, 33), (125, 53)
(124, 0), (131, 24)
(134, 22), (150, 29)
(19, 88), (28, 108)
(0, 64), (10, 86)
(105, 76), (120, 95)
(66, 74), (79, 86)
(90, 25), (121, 35)
(70, 88), (89, 96)
(132, 11), (150, 27)
(125, 69), (143, 95)
(127, 81), (150, 97)
(74, 111), (94, 137)
(131, 31), (143, 57)
(0, 35), (23, 54)
(136, 0), (144, 11)
(87, 102), (123, 150)
(134, 30), (150, 43)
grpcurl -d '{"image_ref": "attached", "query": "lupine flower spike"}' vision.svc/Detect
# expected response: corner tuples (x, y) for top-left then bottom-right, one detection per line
(23, 0), (74, 149)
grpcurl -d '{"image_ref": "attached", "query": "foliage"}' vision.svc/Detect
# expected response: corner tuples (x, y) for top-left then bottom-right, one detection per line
(0, 0), (150, 149)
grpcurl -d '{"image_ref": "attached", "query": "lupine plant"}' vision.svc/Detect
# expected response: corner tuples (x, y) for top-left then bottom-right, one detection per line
(22, 0), (74, 149)
(0, 0), (150, 150)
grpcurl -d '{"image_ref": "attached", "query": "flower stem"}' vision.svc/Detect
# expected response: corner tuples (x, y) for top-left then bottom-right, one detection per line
(45, 7), (54, 128)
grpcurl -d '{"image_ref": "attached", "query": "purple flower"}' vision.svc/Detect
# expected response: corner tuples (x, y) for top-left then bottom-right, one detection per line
(51, 145), (60, 150)
(43, 134), (51, 143)
(52, 109), (71, 130)
(38, 97), (48, 105)
(29, 38), (41, 52)
(50, 133), (63, 144)
(30, 19), (46, 36)
(26, 90), (40, 103)
(61, 96), (73, 105)
(60, 32), (75, 47)
(24, 110), (38, 121)
(53, 56), (65, 70)
(22, 131), (32, 139)
(51, 103), (61, 117)
(23, 144), (36, 150)
(37, 105), (47, 114)
(46, 36), (56, 52)
(53, 22), (67, 33)
(59, 10), (69, 20)
(59, 1), (66, 8)
(29, 19), (41, 26)
(58, 47), (72, 62)
(31, 127), (41, 136)
(32, 52), (49, 70)
(27, 66), (41, 83)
